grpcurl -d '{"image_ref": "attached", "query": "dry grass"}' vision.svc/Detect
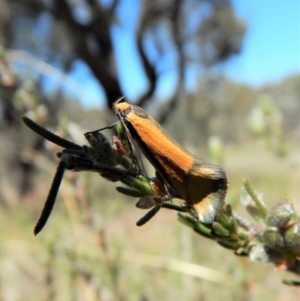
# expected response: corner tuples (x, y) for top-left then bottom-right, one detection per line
(0, 143), (300, 300)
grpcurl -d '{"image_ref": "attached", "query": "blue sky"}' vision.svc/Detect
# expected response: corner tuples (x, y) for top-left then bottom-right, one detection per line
(71, 0), (300, 108)
(227, 0), (300, 85)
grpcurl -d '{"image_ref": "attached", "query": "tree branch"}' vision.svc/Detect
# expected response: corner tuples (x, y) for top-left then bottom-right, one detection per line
(135, 3), (158, 108)
(53, 0), (123, 108)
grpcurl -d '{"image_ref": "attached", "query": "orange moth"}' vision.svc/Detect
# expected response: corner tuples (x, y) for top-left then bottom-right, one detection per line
(113, 98), (228, 223)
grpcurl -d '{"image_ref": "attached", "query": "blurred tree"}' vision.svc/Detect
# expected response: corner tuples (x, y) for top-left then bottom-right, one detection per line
(0, 0), (246, 199)
(1, 0), (246, 116)
(264, 75), (300, 137)
(166, 75), (257, 148)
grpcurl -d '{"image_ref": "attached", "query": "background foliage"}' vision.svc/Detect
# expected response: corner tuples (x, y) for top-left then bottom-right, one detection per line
(0, 0), (300, 300)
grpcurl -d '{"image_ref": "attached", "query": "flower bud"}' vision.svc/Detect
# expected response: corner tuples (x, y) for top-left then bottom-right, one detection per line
(249, 244), (269, 263)
(263, 227), (284, 248)
(267, 202), (294, 228)
(284, 223), (300, 256)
